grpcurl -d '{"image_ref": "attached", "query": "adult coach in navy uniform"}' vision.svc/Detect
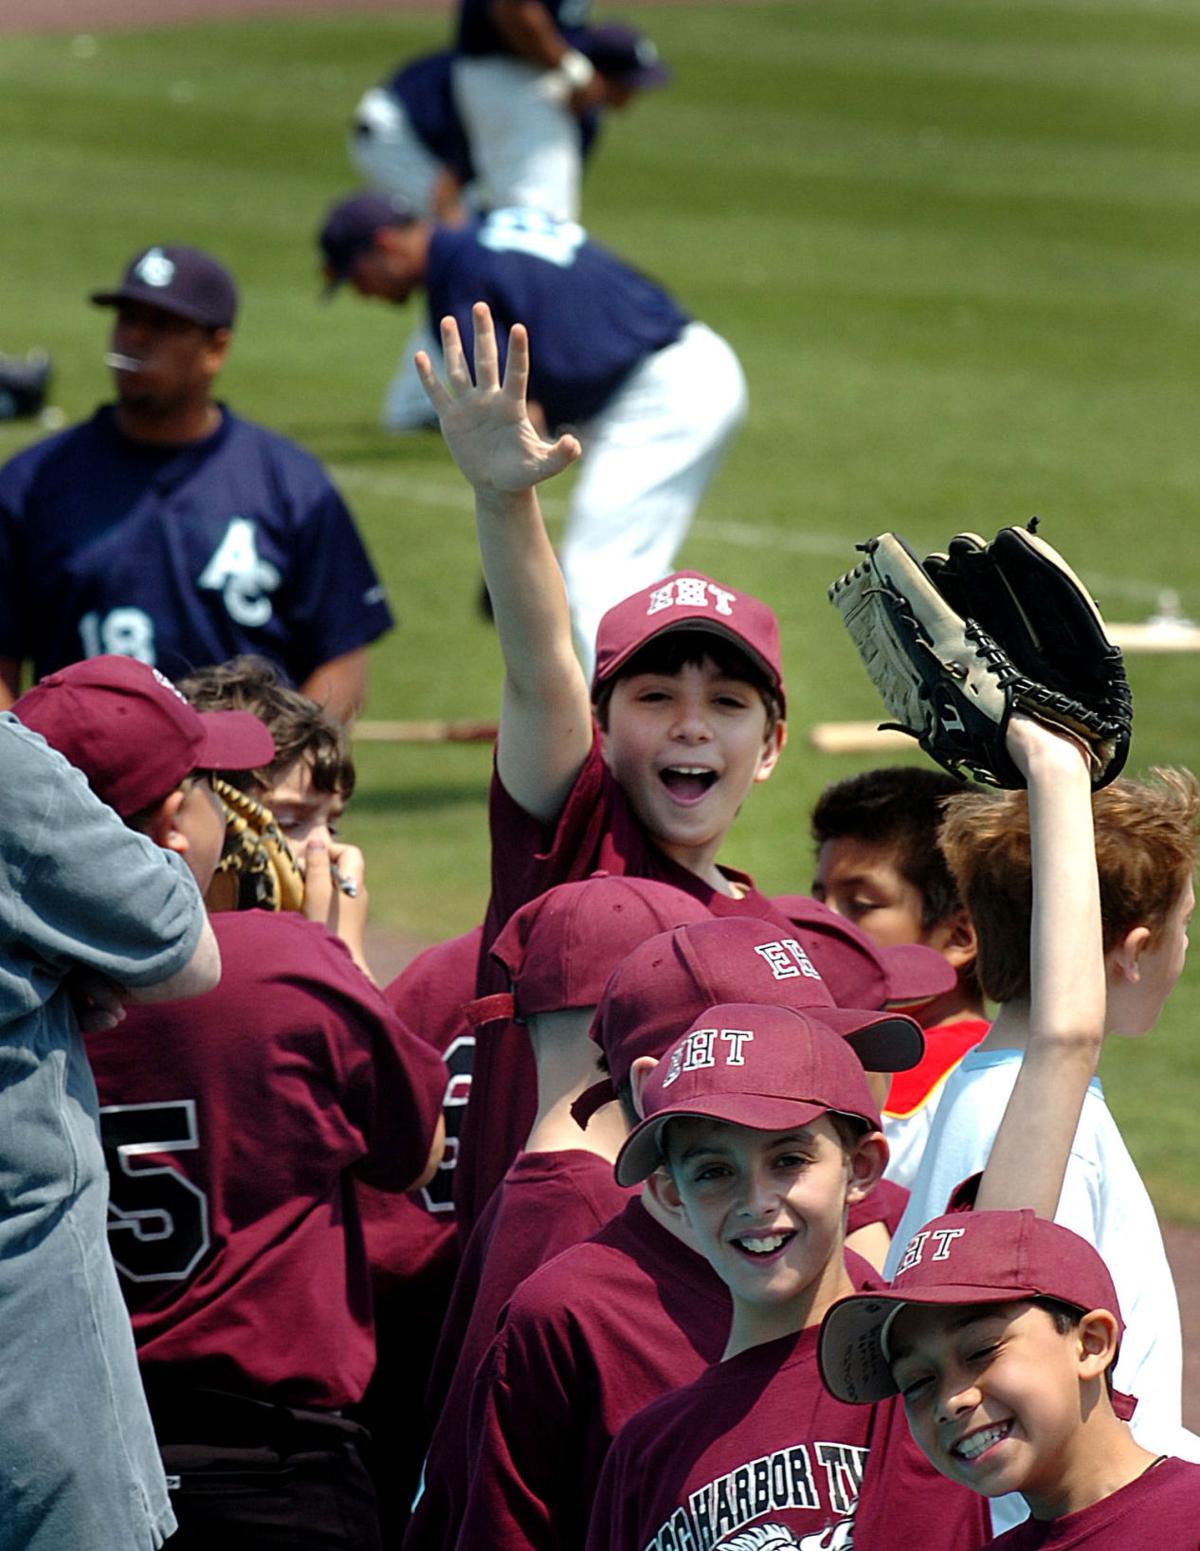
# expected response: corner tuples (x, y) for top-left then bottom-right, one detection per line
(317, 193), (746, 673)
(0, 244), (394, 721)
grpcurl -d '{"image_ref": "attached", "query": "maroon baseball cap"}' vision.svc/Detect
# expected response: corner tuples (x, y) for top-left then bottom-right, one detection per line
(615, 1002), (886, 1187)
(14, 656), (275, 819)
(484, 874), (710, 1022)
(818, 1210), (1130, 1408)
(591, 571), (786, 714)
(575, 915), (924, 1128)
(773, 895), (957, 1010)
(91, 244), (238, 330)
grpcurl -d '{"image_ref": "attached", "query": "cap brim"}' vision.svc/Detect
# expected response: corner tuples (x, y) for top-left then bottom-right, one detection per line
(878, 943), (958, 1007)
(819, 1284), (1039, 1405)
(615, 1093), (833, 1187)
(195, 710), (275, 773)
(811, 1007), (924, 1073)
(90, 285), (219, 329)
(593, 617), (784, 710)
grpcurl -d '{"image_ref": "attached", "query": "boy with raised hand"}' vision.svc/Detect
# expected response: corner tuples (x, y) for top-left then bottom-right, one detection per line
(417, 305), (795, 1231)
(883, 719), (1200, 1486)
(14, 656), (449, 1551)
(807, 765), (989, 1187)
(820, 1210), (1200, 1548)
(584, 1001), (990, 1551)
(407, 874), (708, 1551)
(453, 912), (930, 1551)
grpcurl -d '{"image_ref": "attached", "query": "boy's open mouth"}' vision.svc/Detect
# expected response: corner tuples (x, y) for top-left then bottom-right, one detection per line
(951, 1420), (1013, 1463)
(659, 766), (718, 802)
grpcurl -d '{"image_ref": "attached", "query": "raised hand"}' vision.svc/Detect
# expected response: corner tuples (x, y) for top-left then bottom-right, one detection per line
(416, 302), (581, 495)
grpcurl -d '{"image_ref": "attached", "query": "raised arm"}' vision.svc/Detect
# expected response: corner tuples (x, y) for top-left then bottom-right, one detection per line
(975, 716), (1106, 1215)
(417, 303), (593, 823)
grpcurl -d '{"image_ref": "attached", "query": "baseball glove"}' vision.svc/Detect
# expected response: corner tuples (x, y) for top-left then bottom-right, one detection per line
(209, 778), (306, 912)
(828, 527), (1131, 789)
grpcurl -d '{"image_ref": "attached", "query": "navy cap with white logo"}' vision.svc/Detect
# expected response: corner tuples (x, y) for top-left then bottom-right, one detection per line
(91, 245), (238, 330)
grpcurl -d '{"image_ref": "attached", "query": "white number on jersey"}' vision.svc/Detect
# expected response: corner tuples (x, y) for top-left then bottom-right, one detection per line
(100, 1100), (211, 1282)
(198, 516), (281, 627)
(478, 209), (587, 269)
(79, 606), (156, 664)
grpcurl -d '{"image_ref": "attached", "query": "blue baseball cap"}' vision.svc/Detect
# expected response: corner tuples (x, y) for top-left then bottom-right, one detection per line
(318, 191), (419, 289)
(91, 244), (238, 330)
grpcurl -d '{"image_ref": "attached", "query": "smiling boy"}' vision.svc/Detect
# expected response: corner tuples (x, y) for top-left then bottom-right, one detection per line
(417, 305), (798, 1228)
(584, 1002), (990, 1551)
(819, 1210), (1200, 1546)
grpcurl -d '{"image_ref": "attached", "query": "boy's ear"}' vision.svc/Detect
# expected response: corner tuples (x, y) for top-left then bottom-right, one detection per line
(1107, 925), (1152, 984)
(144, 789), (188, 854)
(1076, 1309), (1121, 1383)
(645, 1163), (691, 1228)
(930, 907), (977, 971)
(845, 1130), (889, 1205)
(629, 1055), (659, 1119)
(753, 720), (787, 786)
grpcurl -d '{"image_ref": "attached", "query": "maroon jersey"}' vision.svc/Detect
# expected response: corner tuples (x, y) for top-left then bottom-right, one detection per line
(588, 1326), (989, 1551)
(456, 1195), (733, 1550)
(465, 732), (800, 1229)
(407, 1150), (634, 1551)
(847, 1177), (910, 1237)
(982, 1458), (1200, 1548)
(355, 926), (482, 1537)
(86, 910), (447, 1410)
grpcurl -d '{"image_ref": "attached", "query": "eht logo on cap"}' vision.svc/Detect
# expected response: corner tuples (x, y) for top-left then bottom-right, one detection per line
(661, 1026), (754, 1088)
(645, 576), (736, 618)
(754, 939), (822, 982)
(894, 1226), (967, 1276)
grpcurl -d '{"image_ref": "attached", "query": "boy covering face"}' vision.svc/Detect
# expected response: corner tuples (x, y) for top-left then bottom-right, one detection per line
(819, 1210), (1200, 1546)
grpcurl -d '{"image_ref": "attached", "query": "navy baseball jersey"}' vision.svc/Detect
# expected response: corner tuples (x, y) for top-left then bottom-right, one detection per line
(85, 910), (447, 1410)
(380, 50), (602, 191)
(0, 405), (394, 687)
(425, 212), (689, 430)
(456, 0), (592, 56)
(383, 51), (477, 185)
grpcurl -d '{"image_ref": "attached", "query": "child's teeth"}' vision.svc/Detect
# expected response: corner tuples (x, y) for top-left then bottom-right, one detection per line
(955, 1424), (1008, 1460)
(741, 1234), (786, 1253)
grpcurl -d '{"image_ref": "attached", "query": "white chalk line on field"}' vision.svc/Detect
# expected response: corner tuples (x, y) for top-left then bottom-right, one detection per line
(331, 465), (1182, 610)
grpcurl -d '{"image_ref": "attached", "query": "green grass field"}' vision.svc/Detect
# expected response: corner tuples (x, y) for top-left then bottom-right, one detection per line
(3, 0), (1200, 1219)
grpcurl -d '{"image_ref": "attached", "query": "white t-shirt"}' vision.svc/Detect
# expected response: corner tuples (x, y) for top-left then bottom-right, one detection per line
(886, 1046), (1197, 1460)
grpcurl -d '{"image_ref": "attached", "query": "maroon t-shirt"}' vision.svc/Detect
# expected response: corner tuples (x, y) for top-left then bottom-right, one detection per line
(847, 1176), (910, 1237)
(464, 733), (801, 1230)
(86, 910), (448, 1410)
(587, 1325), (989, 1551)
(406, 1150), (634, 1551)
(982, 1458), (1200, 1549)
(455, 1195), (733, 1550)
(356, 926), (481, 1537)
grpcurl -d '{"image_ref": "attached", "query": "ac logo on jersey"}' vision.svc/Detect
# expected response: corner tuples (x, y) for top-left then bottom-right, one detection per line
(646, 577), (737, 619)
(198, 517), (281, 627)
